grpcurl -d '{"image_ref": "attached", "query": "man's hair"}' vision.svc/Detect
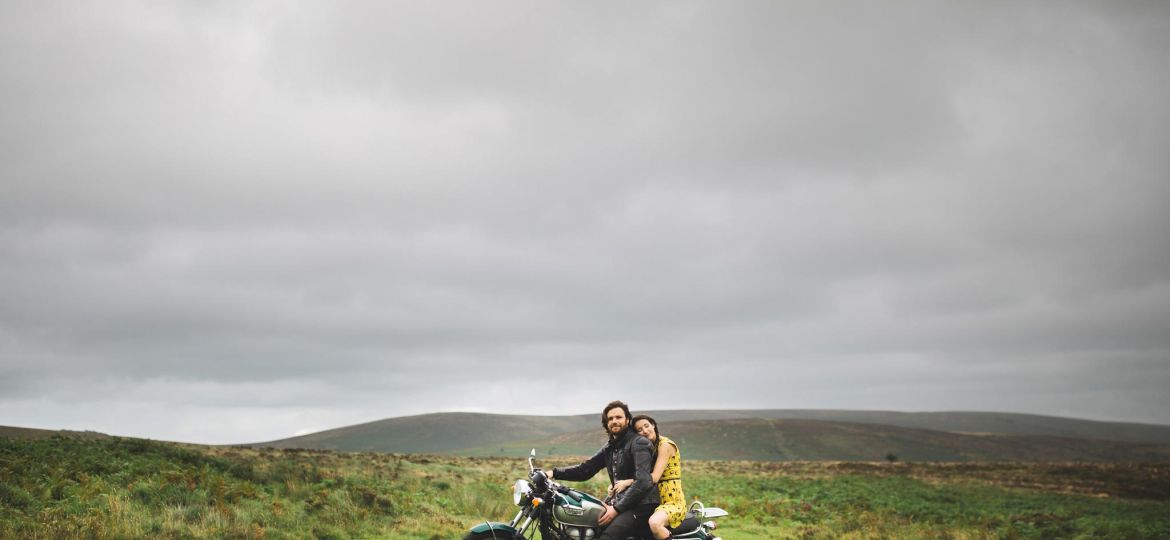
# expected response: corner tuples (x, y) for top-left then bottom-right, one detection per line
(601, 400), (632, 432)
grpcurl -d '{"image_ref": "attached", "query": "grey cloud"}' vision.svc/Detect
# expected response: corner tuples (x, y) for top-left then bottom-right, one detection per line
(2, 1), (1169, 442)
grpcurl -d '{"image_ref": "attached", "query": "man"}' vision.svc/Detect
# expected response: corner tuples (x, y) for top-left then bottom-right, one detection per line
(549, 400), (660, 539)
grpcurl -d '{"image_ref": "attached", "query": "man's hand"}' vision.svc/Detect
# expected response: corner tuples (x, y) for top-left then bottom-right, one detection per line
(598, 504), (618, 526)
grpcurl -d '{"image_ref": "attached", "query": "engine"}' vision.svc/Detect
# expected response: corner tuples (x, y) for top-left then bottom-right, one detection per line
(562, 526), (597, 540)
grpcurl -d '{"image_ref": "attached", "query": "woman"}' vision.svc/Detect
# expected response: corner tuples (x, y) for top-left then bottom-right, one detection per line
(609, 414), (685, 540)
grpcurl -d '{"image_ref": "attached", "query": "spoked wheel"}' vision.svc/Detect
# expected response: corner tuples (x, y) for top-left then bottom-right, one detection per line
(461, 531), (523, 540)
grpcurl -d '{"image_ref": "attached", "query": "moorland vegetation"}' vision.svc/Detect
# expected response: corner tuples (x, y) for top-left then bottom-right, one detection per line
(1, 435), (1169, 539)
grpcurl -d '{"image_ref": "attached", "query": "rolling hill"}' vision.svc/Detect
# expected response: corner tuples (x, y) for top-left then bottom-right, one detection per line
(458, 418), (1170, 462)
(248, 410), (1170, 462)
(7, 410), (1167, 462)
(247, 412), (596, 453)
(0, 425), (109, 441)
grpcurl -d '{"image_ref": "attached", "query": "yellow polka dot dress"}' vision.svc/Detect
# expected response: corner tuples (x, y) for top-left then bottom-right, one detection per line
(656, 436), (686, 528)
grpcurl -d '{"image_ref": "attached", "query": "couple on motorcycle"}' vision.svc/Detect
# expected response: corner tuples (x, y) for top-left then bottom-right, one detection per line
(548, 400), (686, 540)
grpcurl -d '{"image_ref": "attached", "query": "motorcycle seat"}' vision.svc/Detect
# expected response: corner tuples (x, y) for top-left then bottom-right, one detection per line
(668, 513), (700, 535)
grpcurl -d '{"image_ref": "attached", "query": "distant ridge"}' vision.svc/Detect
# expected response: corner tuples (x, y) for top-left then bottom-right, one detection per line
(248, 412), (595, 453)
(637, 410), (1170, 444)
(0, 425), (110, 441)
(247, 410), (1170, 462)
(457, 418), (1170, 462)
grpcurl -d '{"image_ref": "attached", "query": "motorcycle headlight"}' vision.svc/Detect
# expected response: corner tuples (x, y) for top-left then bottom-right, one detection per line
(513, 479), (533, 506)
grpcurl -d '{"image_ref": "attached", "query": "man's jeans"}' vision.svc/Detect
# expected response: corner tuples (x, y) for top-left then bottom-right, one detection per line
(599, 503), (658, 540)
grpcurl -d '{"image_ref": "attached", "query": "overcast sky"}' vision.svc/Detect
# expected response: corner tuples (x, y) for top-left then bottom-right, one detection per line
(2, 1), (1168, 445)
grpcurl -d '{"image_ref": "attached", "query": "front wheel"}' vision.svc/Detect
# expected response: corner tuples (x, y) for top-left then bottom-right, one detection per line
(462, 533), (497, 540)
(462, 531), (523, 540)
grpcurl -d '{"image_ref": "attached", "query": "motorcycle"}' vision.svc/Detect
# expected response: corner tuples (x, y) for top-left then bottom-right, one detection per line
(462, 449), (727, 540)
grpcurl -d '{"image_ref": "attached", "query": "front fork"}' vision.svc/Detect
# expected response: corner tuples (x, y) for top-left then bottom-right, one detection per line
(508, 508), (524, 528)
(508, 505), (544, 539)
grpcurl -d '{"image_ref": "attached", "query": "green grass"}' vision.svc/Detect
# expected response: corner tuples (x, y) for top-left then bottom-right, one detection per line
(2, 436), (1169, 539)
(692, 472), (1169, 538)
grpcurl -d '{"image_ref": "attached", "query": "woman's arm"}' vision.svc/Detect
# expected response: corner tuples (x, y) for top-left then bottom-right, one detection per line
(650, 440), (674, 483)
(609, 478), (634, 496)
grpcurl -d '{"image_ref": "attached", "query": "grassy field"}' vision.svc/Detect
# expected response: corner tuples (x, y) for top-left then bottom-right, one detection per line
(2, 435), (1169, 539)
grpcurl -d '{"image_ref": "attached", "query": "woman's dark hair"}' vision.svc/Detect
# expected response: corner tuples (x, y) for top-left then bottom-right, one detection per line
(631, 414), (662, 451)
(601, 400), (633, 432)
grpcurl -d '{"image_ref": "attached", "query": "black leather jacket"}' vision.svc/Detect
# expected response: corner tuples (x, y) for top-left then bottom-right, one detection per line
(551, 427), (660, 512)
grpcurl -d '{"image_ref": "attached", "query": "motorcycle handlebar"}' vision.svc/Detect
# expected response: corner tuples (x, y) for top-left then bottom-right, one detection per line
(530, 469), (549, 491)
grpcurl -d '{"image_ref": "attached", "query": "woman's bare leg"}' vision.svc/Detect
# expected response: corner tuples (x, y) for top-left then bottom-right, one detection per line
(648, 510), (671, 540)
